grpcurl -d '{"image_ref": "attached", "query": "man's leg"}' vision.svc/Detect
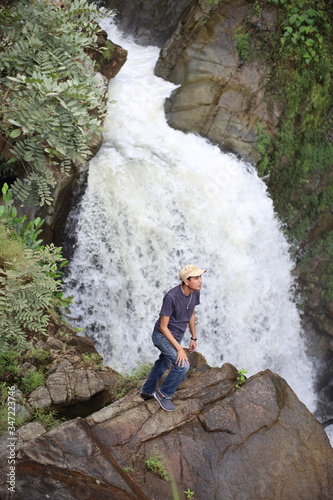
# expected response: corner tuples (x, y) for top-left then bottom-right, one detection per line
(141, 352), (171, 397)
(150, 331), (190, 411)
(158, 361), (189, 399)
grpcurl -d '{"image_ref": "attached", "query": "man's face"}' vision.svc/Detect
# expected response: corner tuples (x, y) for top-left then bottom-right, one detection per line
(186, 275), (203, 291)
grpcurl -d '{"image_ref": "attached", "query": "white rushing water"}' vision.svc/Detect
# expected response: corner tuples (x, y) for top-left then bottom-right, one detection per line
(64, 19), (317, 412)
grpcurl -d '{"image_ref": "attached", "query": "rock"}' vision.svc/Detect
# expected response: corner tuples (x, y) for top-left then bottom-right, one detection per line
(45, 336), (64, 351)
(15, 420), (144, 500)
(155, 0), (280, 164)
(45, 363), (105, 405)
(16, 422), (46, 443)
(13, 389), (31, 423)
(66, 334), (100, 355)
(28, 386), (52, 409)
(6, 366), (333, 499)
(88, 30), (128, 80)
(104, 0), (194, 46)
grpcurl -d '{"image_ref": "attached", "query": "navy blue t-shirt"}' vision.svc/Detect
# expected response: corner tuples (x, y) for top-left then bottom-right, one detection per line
(154, 285), (200, 342)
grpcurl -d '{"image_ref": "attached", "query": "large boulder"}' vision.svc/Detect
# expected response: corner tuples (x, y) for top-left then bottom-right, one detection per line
(155, 0), (280, 164)
(4, 365), (332, 499)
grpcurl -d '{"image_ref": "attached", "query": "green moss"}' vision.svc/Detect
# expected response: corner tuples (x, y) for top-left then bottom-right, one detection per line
(233, 27), (251, 61)
(93, 39), (116, 73)
(249, 0), (333, 309)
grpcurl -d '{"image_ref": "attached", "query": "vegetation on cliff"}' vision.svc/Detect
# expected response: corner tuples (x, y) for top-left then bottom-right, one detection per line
(0, 184), (70, 353)
(0, 0), (110, 206)
(0, 0), (111, 348)
(0, 0), (112, 422)
(239, 0), (333, 322)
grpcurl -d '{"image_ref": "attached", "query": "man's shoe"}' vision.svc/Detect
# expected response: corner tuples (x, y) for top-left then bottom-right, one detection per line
(140, 390), (154, 401)
(153, 390), (175, 411)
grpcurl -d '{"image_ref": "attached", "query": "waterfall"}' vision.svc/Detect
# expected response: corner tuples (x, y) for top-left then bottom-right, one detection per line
(64, 19), (317, 412)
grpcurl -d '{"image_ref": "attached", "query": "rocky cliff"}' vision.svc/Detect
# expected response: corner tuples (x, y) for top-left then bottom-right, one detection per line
(1, 361), (332, 499)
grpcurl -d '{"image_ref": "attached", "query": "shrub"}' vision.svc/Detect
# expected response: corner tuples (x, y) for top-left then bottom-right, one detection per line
(0, 184), (69, 352)
(0, 0), (111, 206)
(20, 369), (45, 394)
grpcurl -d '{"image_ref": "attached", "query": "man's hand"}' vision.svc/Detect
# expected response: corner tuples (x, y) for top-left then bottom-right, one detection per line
(176, 346), (189, 367)
(189, 339), (197, 353)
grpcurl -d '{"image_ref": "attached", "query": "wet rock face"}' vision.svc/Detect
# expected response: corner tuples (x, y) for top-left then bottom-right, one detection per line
(155, 0), (280, 164)
(6, 366), (333, 500)
(104, 0), (194, 46)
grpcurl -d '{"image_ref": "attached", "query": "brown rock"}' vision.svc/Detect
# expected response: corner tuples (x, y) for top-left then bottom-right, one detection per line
(45, 336), (65, 351)
(28, 385), (52, 409)
(45, 363), (105, 405)
(7, 366), (333, 499)
(66, 334), (100, 355)
(155, 0), (280, 163)
(16, 422), (46, 443)
(88, 30), (128, 80)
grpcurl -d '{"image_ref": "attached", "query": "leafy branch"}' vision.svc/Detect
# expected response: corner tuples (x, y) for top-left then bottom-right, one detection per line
(0, 184), (70, 352)
(0, 0), (112, 206)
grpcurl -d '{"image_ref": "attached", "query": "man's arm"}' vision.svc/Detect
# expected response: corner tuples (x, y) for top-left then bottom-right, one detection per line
(159, 315), (189, 366)
(188, 309), (197, 353)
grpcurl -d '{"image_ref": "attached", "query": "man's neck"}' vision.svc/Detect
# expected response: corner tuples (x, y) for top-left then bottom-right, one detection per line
(181, 284), (193, 296)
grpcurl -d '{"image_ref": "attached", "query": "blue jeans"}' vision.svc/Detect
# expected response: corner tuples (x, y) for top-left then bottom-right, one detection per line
(142, 330), (189, 398)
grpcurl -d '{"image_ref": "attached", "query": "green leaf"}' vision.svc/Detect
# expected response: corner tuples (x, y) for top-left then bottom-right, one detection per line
(9, 129), (21, 138)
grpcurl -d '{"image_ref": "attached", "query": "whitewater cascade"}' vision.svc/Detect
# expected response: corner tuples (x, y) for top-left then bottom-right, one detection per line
(64, 20), (316, 412)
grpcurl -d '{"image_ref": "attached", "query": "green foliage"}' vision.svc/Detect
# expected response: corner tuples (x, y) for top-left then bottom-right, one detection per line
(0, 184), (44, 249)
(20, 369), (45, 394)
(256, 121), (271, 177)
(0, 241), (66, 351)
(183, 489), (195, 499)
(115, 363), (153, 400)
(82, 353), (103, 369)
(204, 0), (221, 5)
(0, 382), (9, 432)
(145, 446), (170, 481)
(0, 0), (111, 206)
(235, 368), (247, 389)
(279, 5), (329, 64)
(249, 1), (333, 310)
(32, 407), (64, 430)
(0, 184), (70, 352)
(298, 231), (333, 303)
(0, 349), (20, 380)
(24, 347), (51, 371)
(122, 465), (135, 473)
(0, 348), (49, 394)
(234, 27), (250, 61)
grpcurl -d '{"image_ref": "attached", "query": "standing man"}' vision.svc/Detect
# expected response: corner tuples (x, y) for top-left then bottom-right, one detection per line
(140, 264), (206, 411)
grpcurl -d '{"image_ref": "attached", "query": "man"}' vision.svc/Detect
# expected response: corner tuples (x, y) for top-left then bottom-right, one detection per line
(140, 264), (206, 411)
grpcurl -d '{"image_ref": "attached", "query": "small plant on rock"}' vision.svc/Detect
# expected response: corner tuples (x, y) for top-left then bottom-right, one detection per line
(32, 407), (64, 430)
(20, 369), (45, 395)
(235, 368), (248, 389)
(144, 446), (170, 481)
(122, 465), (134, 473)
(82, 353), (103, 369)
(183, 488), (195, 499)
